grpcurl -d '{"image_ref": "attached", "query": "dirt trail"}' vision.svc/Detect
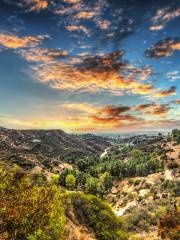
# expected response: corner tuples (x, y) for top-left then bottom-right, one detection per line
(100, 147), (110, 158)
(114, 201), (137, 216)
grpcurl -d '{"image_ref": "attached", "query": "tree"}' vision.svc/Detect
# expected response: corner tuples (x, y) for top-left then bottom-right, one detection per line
(65, 174), (76, 190)
(0, 164), (65, 240)
(85, 177), (97, 195)
(97, 172), (112, 196)
(172, 129), (180, 144)
(70, 192), (128, 240)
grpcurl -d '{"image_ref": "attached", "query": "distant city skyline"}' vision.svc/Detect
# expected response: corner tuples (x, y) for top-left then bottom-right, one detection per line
(0, 0), (180, 133)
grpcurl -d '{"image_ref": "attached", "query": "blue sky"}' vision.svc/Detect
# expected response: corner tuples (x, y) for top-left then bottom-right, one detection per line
(0, 0), (179, 133)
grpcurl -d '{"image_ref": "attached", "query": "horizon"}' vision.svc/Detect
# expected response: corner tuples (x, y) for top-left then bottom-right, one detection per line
(0, 125), (171, 137)
(0, 0), (180, 133)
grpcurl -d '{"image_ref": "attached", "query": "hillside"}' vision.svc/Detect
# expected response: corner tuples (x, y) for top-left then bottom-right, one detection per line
(0, 127), (111, 170)
(0, 128), (179, 240)
(56, 130), (180, 239)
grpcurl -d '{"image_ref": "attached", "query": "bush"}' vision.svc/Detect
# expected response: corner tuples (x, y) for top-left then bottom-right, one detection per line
(65, 174), (76, 190)
(0, 164), (65, 240)
(70, 192), (128, 240)
(158, 209), (180, 240)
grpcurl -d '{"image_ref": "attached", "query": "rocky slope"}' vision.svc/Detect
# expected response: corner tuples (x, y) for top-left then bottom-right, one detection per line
(106, 139), (180, 239)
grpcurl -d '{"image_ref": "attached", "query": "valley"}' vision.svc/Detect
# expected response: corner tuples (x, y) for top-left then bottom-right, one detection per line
(0, 128), (179, 240)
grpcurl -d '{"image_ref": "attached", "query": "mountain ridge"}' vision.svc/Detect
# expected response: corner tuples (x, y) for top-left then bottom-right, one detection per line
(0, 127), (112, 170)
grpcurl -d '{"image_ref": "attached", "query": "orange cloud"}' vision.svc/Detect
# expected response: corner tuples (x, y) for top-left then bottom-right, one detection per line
(64, 0), (81, 3)
(171, 42), (180, 50)
(33, 62), (154, 95)
(152, 86), (176, 98)
(28, 0), (48, 11)
(145, 105), (170, 116)
(31, 51), (154, 96)
(66, 25), (89, 35)
(1, 102), (178, 132)
(87, 104), (143, 130)
(18, 48), (68, 62)
(97, 20), (111, 30)
(0, 33), (47, 49)
(99, 105), (131, 116)
(135, 103), (172, 117)
(146, 38), (180, 58)
(135, 103), (156, 111)
(124, 66), (153, 81)
(174, 100), (180, 104)
(62, 103), (97, 114)
(75, 11), (97, 20)
(149, 25), (164, 31)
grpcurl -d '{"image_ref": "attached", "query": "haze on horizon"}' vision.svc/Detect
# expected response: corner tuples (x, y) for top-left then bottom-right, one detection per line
(0, 0), (180, 133)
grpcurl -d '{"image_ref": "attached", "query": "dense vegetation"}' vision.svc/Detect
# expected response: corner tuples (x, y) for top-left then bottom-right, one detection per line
(70, 193), (128, 240)
(172, 129), (180, 144)
(158, 209), (180, 240)
(0, 164), (65, 240)
(0, 163), (127, 240)
(59, 148), (163, 197)
(0, 129), (179, 239)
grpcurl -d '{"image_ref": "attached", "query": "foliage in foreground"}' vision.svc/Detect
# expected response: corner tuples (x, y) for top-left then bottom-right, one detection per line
(0, 164), (65, 240)
(158, 208), (180, 240)
(0, 163), (127, 240)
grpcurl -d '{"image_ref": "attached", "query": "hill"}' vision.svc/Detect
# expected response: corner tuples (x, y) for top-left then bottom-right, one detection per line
(0, 128), (179, 240)
(0, 127), (111, 170)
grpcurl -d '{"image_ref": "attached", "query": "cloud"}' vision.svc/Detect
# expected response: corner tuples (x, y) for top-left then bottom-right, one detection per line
(152, 86), (176, 98)
(28, 0), (48, 11)
(135, 103), (171, 116)
(74, 11), (98, 20)
(171, 99), (180, 104)
(99, 105), (131, 116)
(97, 20), (111, 30)
(149, 24), (164, 31)
(88, 104), (143, 129)
(18, 48), (68, 62)
(66, 25), (89, 35)
(2, 0), (49, 12)
(135, 103), (156, 111)
(55, 0), (135, 49)
(90, 114), (140, 125)
(167, 71), (180, 82)
(0, 33), (48, 49)
(123, 66), (153, 81)
(64, 0), (81, 4)
(145, 37), (180, 58)
(145, 105), (170, 116)
(62, 103), (97, 115)
(32, 51), (154, 95)
(150, 7), (180, 31)
(1, 101), (178, 132)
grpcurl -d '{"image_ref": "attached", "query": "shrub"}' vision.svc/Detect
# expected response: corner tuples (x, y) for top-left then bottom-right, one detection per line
(0, 164), (65, 240)
(65, 174), (76, 190)
(70, 192), (128, 240)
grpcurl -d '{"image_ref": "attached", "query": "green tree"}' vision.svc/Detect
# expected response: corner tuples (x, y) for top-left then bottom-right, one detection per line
(65, 174), (76, 190)
(97, 172), (112, 196)
(71, 192), (128, 240)
(85, 177), (97, 195)
(0, 164), (65, 240)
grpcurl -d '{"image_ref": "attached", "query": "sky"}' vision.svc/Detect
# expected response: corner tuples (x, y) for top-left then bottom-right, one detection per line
(0, 0), (179, 133)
